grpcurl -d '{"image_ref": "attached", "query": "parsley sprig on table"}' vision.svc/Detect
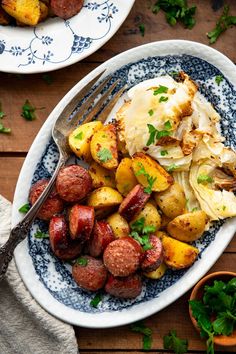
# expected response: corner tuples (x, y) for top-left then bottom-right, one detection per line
(207, 5), (236, 44)
(130, 217), (156, 251)
(0, 101), (11, 134)
(21, 99), (45, 121)
(163, 330), (188, 354)
(189, 278), (236, 354)
(130, 321), (153, 350)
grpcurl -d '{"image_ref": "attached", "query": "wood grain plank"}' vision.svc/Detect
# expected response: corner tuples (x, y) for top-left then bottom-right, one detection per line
(76, 253), (236, 351)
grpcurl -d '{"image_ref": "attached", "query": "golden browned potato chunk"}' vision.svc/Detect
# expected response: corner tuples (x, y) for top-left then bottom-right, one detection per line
(39, 1), (48, 22)
(90, 124), (118, 170)
(143, 262), (167, 279)
(132, 152), (173, 193)
(0, 7), (11, 25)
(131, 202), (161, 231)
(167, 210), (208, 242)
(154, 182), (186, 219)
(2, 0), (41, 26)
(115, 158), (138, 196)
(87, 187), (123, 209)
(161, 233), (199, 269)
(68, 121), (103, 162)
(107, 212), (130, 238)
(88, 161), (116, 189)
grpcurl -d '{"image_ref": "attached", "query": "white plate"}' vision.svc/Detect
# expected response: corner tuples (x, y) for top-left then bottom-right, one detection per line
(12, 40), (236, 328)
(0, 0), (134, 74)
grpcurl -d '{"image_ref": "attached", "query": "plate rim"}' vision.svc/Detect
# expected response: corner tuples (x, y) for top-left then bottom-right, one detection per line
(12, 39), (236, 328)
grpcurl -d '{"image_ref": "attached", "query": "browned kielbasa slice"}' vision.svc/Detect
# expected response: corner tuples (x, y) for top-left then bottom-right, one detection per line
(88, 221), (115, 257)
(103, 237), (143, 277)
(56, 165), (92, 203)
(72, 255), (107, 291)
(141, 235), (163, 273)
(50, 0), (84, 20)
(105, 273), (142, 299)
(29, 179), (64, 220)
(69, 204), (95, 241)
(118, 184), (150, 221)
(49, 215), (82, 260)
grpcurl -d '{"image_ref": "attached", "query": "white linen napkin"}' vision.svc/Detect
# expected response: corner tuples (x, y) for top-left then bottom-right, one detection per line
(0, 195), (78, 354)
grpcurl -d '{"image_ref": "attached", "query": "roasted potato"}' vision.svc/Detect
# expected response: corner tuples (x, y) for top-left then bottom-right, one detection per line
(88, 161), (116, 189)
(160, 233), (199, 269)
(87, 187), (123, 209)
(167, 210), (208, 242)
(107, 212), (130, 238)
(154, 182), (186, 219)
(115, 102), (130, 155)
(90, 123), (118, 170)
(131, 202), (161, 231)
(68, 121), (103, 161)
(0, 6), (11, 24)
(132, 152), (173, 192)
(115, 158), (138, 196)
(39, 1), (48, 21)
(2, 0), (41, 26)
(143, 262), (167, 279)
(160, 214), (172, 230)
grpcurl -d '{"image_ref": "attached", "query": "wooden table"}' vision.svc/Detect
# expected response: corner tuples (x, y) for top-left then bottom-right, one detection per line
(0, 1), (236, 353)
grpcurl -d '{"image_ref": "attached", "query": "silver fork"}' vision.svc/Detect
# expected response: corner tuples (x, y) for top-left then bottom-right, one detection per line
(0, 70), (126, 281)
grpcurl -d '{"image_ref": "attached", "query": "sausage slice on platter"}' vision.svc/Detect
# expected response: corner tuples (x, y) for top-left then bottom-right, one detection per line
(103, 237), (143, 277)
(56, 165), (92, 203)
(105, 273), (142, 299)
(49, 215), (82, 260)
(118, 184), (150, 221)
(50, 0), (84, 20)
(29, 179), (64, 220)
(88, 221), (115, 257)
(69, 204), (95, 241)
(141, 235), (163, 273)
(72, 255), (107, 291)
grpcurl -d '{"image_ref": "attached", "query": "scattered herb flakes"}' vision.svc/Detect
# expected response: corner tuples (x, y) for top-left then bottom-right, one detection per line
(90, 293), (103, 308)
(34, 230), (49, 239)
(166, 163), (177, 172)
(159, 95), (169, 102)
(97, 148), (112, 163)
(156, 130), (171, 139)
(135, 163), (156, 194)
(160, 150), (168, 156)
(147, 123), (157, 146)
(18, 203), (30, 213)
(164, 120), (172, 130)
(21, 100), (45, 121)
(197, 174), (213, 184)
(222, 205), (226, 211)
(153, 85), (168, 95)
(191, 207), (199, 212)
(130, 321), (153, 351)
(139, 23), (145, 36)
(0, 102), (5, 119)
(215, 75), (223, 86)
(74, 131), (83, 140)
(42, 74), (54, 85)
(148, 109), (154, 116)
(130, 218), (156, 251)
(207, 5), (236, 44)
(75, 257), (88, 266)
(0, 122), (11, 134)
(163, 330), (188, 354)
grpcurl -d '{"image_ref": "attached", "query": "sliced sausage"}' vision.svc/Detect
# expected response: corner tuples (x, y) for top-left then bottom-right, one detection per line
(103, 237), (143, 277)
(50, 0), (84, 20)
(141, 235), (163, 273)
(72, 255), (107, 291)
(49, 215), (82, 260)
(105, 273), (142, 299)
(56, 165), (92, 203)
(118, 184), (150, 220)
(69, 204), (95, 241)
(29, 179), (64, 220)
(89, 221), (115, 257)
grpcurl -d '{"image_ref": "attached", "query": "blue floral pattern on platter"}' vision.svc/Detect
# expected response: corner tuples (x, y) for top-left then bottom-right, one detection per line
(0, 0), (120, 70)
(28, 54), (236, 313)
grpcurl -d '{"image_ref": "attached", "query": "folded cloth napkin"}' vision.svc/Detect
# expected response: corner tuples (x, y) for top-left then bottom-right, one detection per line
(0, 195), (78, 354)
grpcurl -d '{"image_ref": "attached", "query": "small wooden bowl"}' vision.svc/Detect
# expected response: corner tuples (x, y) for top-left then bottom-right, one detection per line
(189, 271), (236, 347)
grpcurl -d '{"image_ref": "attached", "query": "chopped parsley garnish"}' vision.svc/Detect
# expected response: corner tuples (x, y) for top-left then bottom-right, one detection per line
(42, 74), (53, 85)
(148, 109), (154, 116)
(215, 75), (223, 86)
(0, 122), (11, 134)
(191, 207), (199, 212)
(75, 257), (88, 266)
(21, 100), (45, 121)
(34, 230), (49, 239)
(222, 205), (226, 211)
(135, 163), (156, 194)
(139, 23), (145, 36)
(146, 123), (171, 146)
(166, 163), (177, 172)
(159, 96), (169, 103)
(74, 132), (83, 140)
(153, 85), (168, 95)
(163, 330), (188, 354)
(160, 150), (168, 156)
(130, 321), (153, 350)
(207, 5), (236, 44)
(164, 120), (172, 130)
(90, 293), (103, 308)
(97, 148), (112, 163)
(0, 102), (6, 119)
(18, 203), (30, 213)
(197, 174), (213, 184)
(130, 217), (156, 251)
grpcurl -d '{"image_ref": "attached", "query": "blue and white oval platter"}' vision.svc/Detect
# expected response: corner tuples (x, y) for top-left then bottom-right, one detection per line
(12, 40), (236, 328)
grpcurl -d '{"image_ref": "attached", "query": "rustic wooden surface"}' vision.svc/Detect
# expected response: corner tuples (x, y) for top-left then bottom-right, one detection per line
(0, 0), (236, 352)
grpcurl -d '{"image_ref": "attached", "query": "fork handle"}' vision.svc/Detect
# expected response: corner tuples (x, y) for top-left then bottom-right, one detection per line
(0, 155), (66, 282)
